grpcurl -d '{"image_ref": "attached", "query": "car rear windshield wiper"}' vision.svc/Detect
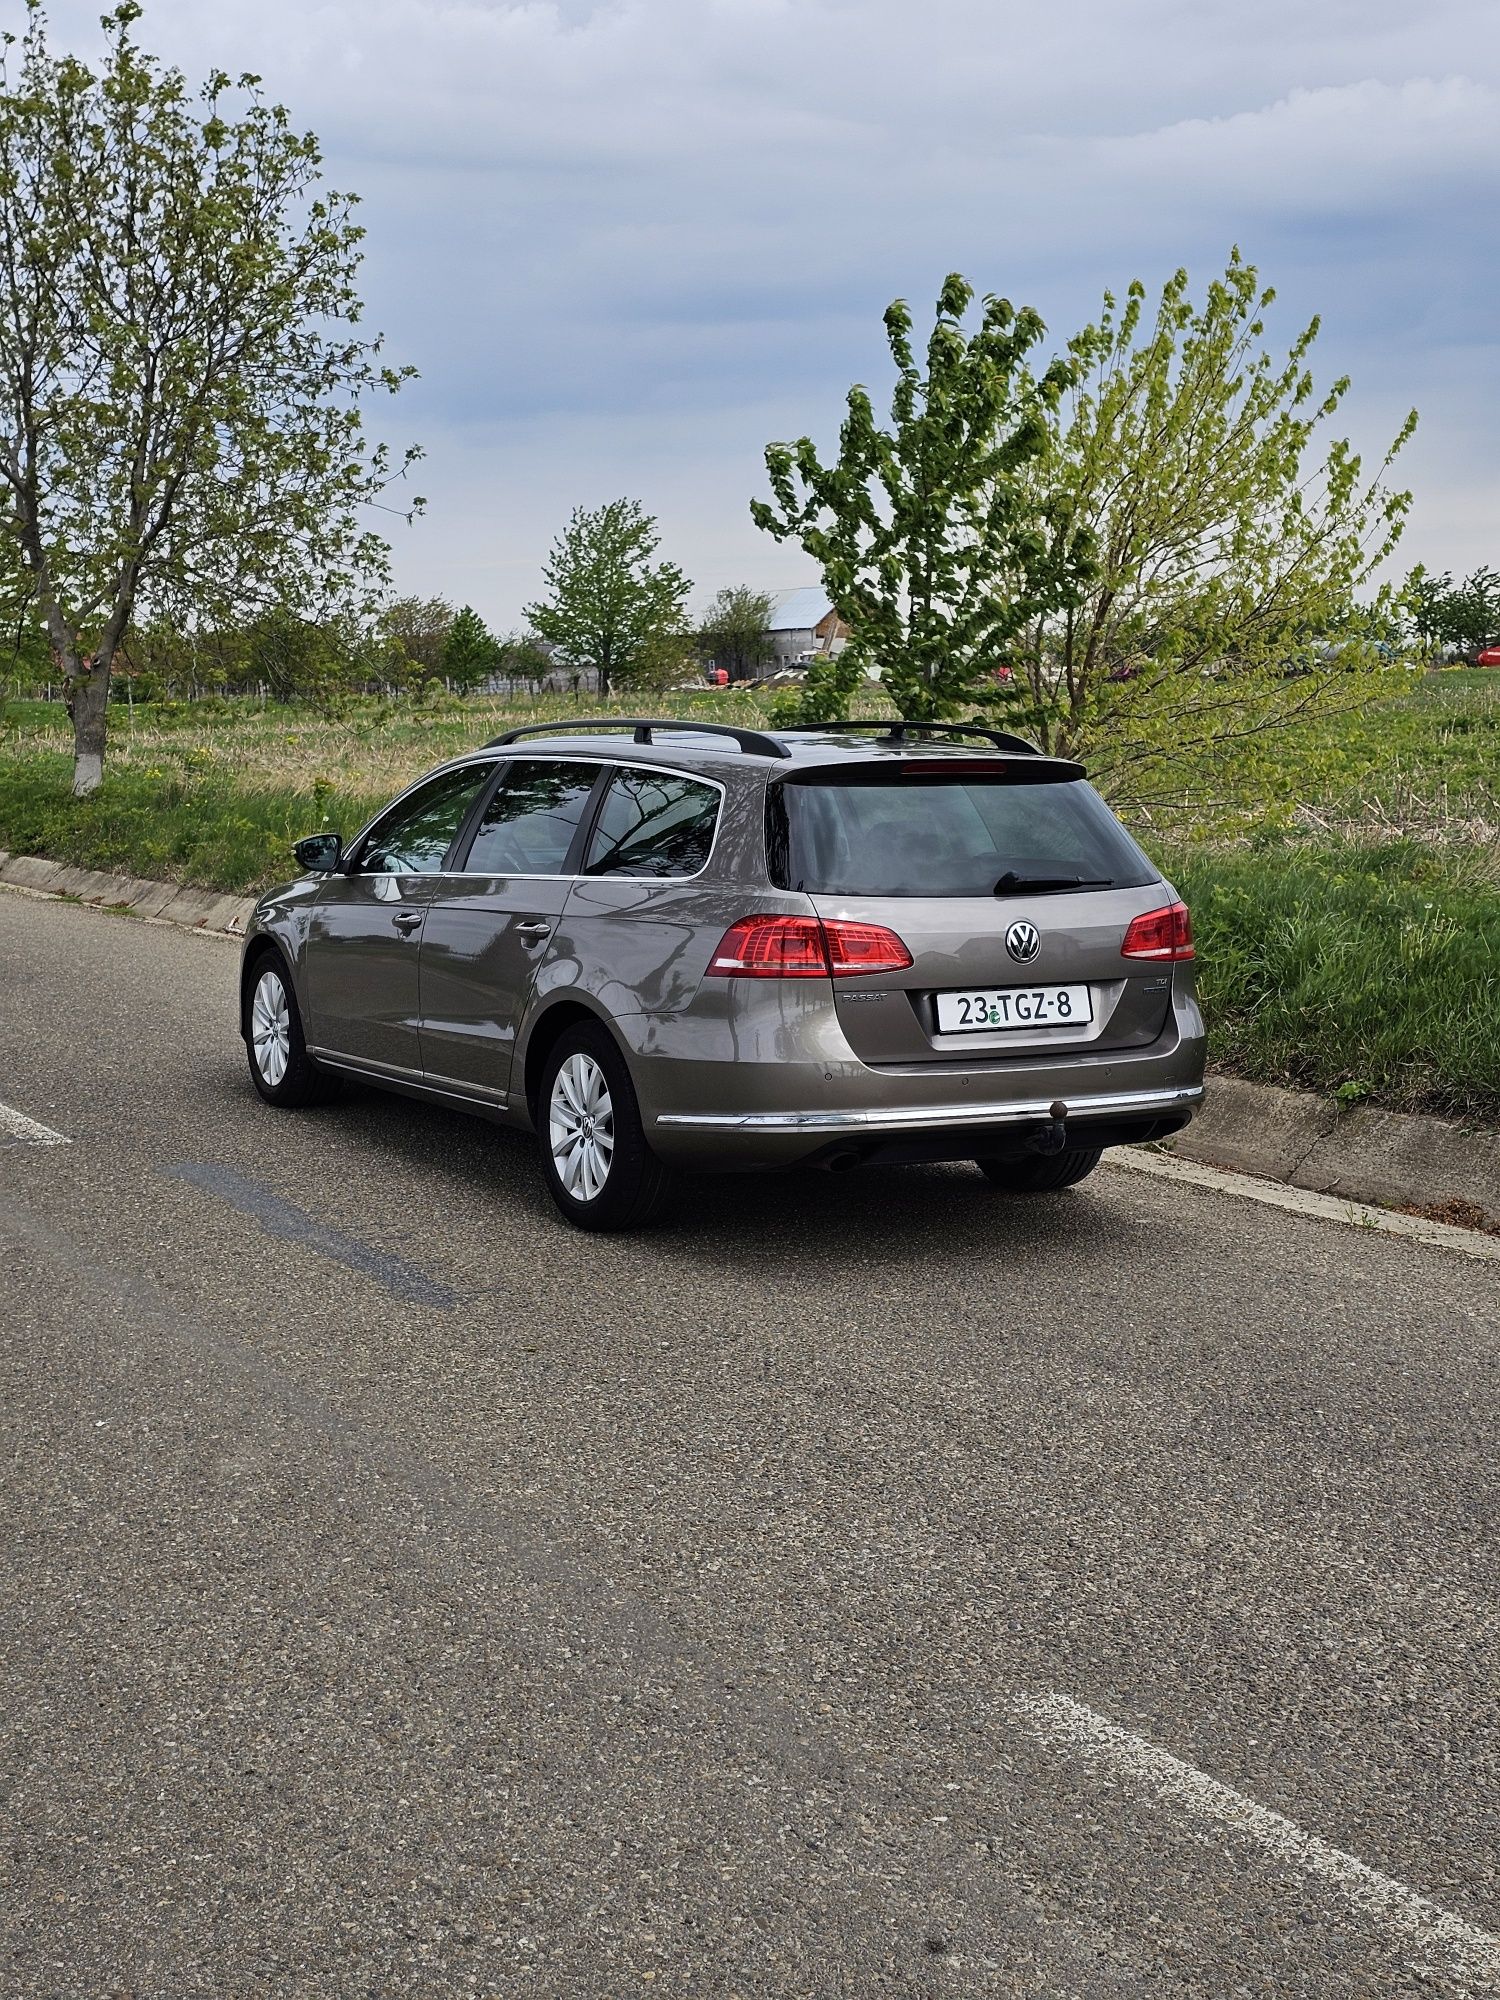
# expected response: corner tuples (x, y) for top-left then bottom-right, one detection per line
(992, 871), (1115, 896)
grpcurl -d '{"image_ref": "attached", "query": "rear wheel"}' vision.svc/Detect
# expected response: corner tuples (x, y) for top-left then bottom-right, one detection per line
(976, 1147), (1102, 1193)
(245, 952), (337, 1108)
(539, 1022), (674, 1231)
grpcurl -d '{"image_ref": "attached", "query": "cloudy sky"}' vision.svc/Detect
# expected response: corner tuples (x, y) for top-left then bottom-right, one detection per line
(43, 0), (1500, 628)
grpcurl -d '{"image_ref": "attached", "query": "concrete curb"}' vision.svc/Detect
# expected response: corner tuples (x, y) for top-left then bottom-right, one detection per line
(0, 850), (257, 937)
(3, 849), (1496, 1234)
(1164, 1075), (1499, 1234)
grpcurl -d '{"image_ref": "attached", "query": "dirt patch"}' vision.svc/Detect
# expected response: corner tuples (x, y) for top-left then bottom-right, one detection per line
(1394, 1196), (1500, 1238)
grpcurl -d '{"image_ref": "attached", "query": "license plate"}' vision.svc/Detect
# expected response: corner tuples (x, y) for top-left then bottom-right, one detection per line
(935, 984), (1093, 1033)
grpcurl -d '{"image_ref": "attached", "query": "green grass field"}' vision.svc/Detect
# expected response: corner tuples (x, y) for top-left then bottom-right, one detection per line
(3, 673), (1497, 1122)
(1166, 838), (1499, 1123)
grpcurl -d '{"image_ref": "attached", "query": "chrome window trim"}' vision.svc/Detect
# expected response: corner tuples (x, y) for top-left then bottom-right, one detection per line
(336, 750), (728, 885)
(456, 755), (727, 885)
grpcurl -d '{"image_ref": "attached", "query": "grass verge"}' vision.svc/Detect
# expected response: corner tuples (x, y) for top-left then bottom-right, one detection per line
(0, 754), (386, 895)
(3, 684), (1497, 1126)
(1166, 839), (1500, 1125)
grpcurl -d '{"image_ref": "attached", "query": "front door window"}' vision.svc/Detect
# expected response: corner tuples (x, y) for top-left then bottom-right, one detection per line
(356, 764), (493, 876)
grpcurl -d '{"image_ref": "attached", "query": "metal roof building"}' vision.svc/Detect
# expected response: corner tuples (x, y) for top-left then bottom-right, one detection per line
(766, 586), (836, 632)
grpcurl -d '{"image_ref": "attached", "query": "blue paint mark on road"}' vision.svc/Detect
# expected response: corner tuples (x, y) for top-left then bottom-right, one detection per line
(165, 1161), (457, 1309)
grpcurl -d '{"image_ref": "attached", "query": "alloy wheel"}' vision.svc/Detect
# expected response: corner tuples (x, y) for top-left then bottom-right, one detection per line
(548, 1051), (615, 1203)
(250, 967), (292, 1087)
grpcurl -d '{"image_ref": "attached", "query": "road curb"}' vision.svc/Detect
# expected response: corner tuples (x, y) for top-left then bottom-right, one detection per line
(3, 848), (1496, 1234)
(1109, 1149), (1500, 1263)
(0, 850), (256, 937)
(1164, 1075), (1499, 1235)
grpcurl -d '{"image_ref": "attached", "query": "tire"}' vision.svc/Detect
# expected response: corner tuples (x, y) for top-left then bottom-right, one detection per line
(975, 1146), (1102, 1193)
(244, 950), (338, 1108)
(538, 1021), (674, 1231)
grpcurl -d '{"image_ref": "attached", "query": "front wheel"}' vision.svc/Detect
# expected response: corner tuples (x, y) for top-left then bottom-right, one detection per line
(976, 1147), (1102, 1193)
(245, 952), (337, 1108)
(539, 1023), (674, 1231)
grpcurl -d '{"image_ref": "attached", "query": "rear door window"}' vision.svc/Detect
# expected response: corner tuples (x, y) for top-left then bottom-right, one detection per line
(771, 770), (1157, 896)
(584, 768), (721, 878)
(463, 760), (602, 875)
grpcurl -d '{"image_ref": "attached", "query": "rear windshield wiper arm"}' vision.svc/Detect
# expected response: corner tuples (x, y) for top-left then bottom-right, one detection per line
(992, 871), (1114, 896)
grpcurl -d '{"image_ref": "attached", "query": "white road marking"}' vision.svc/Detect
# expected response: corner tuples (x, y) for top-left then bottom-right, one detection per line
(1108, 1145), (1500, 1264)
(0, 1100), (70, 1147)
(1016, 1690), (1500, 1986)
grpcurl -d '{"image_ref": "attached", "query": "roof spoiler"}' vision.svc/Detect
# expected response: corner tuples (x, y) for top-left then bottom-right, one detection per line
(773, 720), (1041, 753)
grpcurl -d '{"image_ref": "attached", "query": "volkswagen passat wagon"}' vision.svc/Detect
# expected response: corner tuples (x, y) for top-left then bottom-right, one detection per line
(239, 719), (1206, 1229)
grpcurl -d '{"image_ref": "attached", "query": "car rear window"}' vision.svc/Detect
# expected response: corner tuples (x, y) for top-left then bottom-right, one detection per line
(768, 770), (1158, 897)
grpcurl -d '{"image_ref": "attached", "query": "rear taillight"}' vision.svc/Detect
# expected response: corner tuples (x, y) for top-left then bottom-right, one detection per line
(1120, 900), (1194, 961)
(707, 915), (913, 978)
(822, 919), (914, 975)
(708, 915), (828, 977)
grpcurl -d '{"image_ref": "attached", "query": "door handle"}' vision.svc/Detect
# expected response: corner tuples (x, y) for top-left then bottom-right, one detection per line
(392, 910), (423, 934)
(515, 920), (551, 942)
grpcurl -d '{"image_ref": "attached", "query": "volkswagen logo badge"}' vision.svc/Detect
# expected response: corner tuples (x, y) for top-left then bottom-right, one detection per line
(1005, 919), (1041, 963)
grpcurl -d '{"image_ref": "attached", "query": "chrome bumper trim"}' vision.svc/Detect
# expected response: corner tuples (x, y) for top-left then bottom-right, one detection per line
(656, 1084), (1205, 1134)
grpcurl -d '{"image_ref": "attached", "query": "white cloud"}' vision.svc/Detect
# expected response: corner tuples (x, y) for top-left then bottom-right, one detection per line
(1091, 75), (1500, 202)
(35, 0), (1500, 616)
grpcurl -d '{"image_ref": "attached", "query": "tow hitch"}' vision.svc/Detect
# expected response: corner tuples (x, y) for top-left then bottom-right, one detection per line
(1030, 1100), (1070, 1156)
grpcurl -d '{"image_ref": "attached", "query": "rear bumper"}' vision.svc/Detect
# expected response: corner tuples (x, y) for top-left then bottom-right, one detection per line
(653, 1082), (1203, 1169)
(657, 1082), (1202, 1134)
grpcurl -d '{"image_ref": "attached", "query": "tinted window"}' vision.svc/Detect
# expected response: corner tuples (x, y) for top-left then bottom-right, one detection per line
(464, 760), (601, 875)
(584, 768), (720, 878)
(356, 764), (492, 875)
(773, 774), (1157, 896)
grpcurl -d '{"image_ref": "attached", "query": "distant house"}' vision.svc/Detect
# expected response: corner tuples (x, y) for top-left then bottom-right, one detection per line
(765, 587), (849, 671)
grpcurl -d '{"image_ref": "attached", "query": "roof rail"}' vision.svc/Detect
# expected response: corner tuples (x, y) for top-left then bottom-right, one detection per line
(485, 717), (792, 759)
(774, 719), (1041, 754)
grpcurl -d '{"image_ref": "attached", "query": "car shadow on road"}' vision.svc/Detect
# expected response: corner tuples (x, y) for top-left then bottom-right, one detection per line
(289, 1071), (1141, 1274)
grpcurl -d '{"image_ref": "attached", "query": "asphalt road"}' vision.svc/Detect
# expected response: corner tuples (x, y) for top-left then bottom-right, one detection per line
(1, 885), (1496, 1999)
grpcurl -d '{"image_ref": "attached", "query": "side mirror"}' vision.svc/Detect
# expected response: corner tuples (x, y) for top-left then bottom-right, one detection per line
(294, 832), (343, 874)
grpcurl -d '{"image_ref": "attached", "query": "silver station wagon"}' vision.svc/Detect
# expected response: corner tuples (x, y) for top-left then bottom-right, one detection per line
(239, 719), (1206, 1228)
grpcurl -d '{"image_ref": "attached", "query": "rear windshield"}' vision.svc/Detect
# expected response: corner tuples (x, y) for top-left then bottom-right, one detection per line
(768, 771), (1158, 897)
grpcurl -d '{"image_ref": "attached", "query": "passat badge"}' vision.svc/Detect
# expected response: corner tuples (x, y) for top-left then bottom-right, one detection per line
(1005, 920), (1041, 963)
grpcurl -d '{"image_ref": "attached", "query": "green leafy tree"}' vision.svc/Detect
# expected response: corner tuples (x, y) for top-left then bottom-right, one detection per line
(116, 615), (238, 698)
(1402, 566), (1449, 655)
(526, 499), (691, 696)
(699, 585), (773, 682)
(247, 607), (357, 708)
(442, 604), (503, 692)
(620, 626), (699, 695)
(1016, 254), (1416, 808)
(0, 4), (421, 792)
(0, 576), (50, 695)
(498, 629), (555, 694)
(1401, 564), (1500, 659)
(751, 273), (1090, 721)
(1447, 568), (1500, 657)
(378, 594), (453, 688)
